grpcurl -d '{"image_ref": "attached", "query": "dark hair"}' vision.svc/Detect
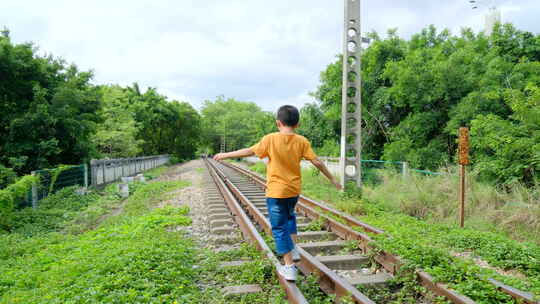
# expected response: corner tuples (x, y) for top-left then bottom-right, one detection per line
(276, 105), (300, 126)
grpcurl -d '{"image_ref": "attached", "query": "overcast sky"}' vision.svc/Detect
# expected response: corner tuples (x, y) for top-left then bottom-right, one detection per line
(2, 0), (538, 111)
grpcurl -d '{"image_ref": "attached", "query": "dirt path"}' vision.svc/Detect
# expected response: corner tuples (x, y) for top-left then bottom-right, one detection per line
(157, 160), (213, 246)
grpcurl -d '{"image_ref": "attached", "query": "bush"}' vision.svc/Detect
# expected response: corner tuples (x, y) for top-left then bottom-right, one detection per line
(0, 175), (37, 230)
(0, 165), (17, 189)
(168, 155), (182, 165)
(315, 139), (340, 157)
(249, 162), (267, 175)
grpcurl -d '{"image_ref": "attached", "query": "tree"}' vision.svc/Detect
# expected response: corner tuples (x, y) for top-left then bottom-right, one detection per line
(126, 84), (201, 160)
(200, 97), (273, 153)
(92, 86), (142, 158)
(309, 23), (540, 184)
(0, 32), (101, 173)
(471, 69), (540, 185)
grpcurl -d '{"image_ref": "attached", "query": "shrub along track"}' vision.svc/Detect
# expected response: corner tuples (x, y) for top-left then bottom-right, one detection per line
(207, 158), (540, 304)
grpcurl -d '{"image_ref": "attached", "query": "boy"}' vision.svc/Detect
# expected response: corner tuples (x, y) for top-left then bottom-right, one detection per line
(213, 105), (341, 281)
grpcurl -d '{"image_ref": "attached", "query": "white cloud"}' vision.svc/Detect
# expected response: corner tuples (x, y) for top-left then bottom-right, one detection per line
(2, 0), (539, 112)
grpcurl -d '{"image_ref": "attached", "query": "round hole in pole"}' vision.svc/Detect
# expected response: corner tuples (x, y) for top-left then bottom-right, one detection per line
(345, 165), (356, 177)
(348, 41), (357, 52)
(347, 117), (357, 129)
(348, 28), (357, 38)
(347, 133), (356, 145)
(348, 56), (357, 67)
(347, 147), (357, 158)
(347, 102), (356, 113)
(348, 71), (357, 82)
(349, 19), (356, 25)
(347, 87), (357, 98)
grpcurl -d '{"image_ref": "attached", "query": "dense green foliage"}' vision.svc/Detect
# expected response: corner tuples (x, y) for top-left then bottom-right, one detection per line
(200, 96), (275, 153)
(0, 30), (100, 174)
(0, 30), (200, 177)
(0, 175), (37, 230)
(307, 23), (540, 184)
(0, 165), (16, 189)
(94, 84), (200, 160)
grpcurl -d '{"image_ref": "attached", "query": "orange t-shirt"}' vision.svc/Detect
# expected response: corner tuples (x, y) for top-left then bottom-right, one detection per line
(250, 132), (317, 198)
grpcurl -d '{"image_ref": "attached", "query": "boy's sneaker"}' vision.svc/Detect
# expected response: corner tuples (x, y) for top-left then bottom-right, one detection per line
(278, 264), (298, 281)
(291, 247), (301, 261)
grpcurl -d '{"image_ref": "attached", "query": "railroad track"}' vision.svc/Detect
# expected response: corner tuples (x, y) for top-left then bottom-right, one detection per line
(203, 158), (538, 304)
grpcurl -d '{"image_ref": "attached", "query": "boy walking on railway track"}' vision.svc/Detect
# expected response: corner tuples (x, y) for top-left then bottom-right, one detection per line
(213, 105), (341, 281)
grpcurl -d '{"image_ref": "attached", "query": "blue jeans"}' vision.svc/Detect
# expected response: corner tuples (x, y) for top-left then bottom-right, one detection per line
(266, 196), (298, 255)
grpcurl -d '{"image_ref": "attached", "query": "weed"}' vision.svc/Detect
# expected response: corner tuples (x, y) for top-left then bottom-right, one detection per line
(143, 165), (169, 180)
(305, 216), (327, 231)
(340, 240), (361, 254)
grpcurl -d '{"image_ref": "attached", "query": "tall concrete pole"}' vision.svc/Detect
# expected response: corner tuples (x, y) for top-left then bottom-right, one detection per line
(339, 0), (362, 188)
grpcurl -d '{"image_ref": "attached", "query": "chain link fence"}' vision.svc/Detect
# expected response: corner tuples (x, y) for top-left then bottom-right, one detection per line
(246, 156), (443, 185)
(19, 155), (170, 208)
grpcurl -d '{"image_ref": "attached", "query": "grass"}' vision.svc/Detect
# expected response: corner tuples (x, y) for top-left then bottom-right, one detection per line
(363, 168), (540, 244)
(248, 162), (540, 303)
(143, 165), (171, 180)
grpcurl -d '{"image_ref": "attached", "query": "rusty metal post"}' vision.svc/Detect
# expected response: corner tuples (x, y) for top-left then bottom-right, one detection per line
(458, 127), (470, 228)
(340, 0), (362, 189)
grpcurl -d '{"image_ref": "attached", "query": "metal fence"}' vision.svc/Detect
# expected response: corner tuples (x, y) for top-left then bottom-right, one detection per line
(23, 165), (88, 208)
(22, 155), (170, 208)
(90, 155), (169, 186)
(245, 156), (443, 183)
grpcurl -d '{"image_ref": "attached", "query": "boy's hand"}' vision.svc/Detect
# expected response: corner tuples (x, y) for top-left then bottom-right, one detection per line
(213, 153), (227, 161)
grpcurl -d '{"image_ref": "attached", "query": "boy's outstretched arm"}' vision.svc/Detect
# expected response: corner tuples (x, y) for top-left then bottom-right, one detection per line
(213, 148), (255, 161)
(309, 158), (342, 190)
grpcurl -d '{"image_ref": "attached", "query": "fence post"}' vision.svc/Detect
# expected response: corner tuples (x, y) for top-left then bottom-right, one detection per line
(402, 162), (409, 178)
(83, 164), (88, 188)
(31, 171), (38, 209)
(101, 163), (107, 184)
(90, 160), (96, 186)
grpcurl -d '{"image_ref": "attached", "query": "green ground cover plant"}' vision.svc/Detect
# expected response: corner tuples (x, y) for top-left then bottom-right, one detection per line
(0, 178), (196, 303)
(143, 165), (170, 180)
(193, 243), (288, 304)
(249, 163), (540, 302)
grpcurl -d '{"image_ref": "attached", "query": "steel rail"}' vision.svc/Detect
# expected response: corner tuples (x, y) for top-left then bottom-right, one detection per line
(218, 160), (479, 304)
(209, 159), (375, 304)
(220, 162), (383, 234)
(487, 278), (539, 304)
(204, 159), (308, 304)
